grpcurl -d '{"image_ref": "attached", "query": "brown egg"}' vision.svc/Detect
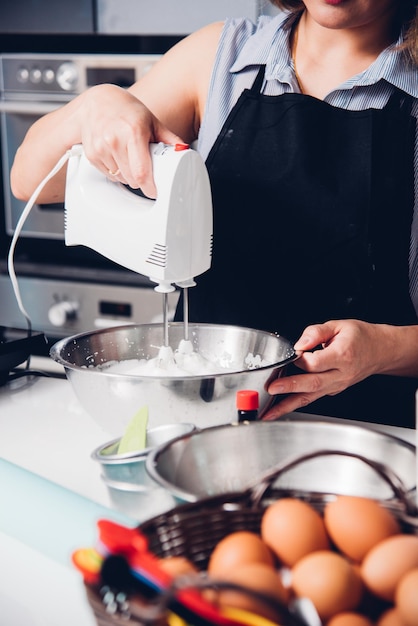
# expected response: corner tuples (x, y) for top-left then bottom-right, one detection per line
(208, 530), (275, 576)
(158, 555), (199, 578)
(377, 607), (407, 626)
(291, 550), (363, 621)
(210, 561), (289, 622)
(395, 567), (418, 626)
(326, 612), (374, 626)
(261, 498), (330, 566)
(361, 535), (418, 602)
(324, 496), (400, 562)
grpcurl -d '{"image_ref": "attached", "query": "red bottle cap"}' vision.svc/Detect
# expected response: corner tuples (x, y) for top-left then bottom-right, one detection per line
(174, 143), (190, 151)
(236, 390), (259, 411)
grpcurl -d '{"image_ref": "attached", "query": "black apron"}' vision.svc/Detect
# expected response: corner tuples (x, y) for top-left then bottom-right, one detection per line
(176, 66), (418, 427)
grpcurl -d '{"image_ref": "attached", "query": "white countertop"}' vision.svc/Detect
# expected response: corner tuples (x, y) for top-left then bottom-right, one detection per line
(0, 373), (135, 626)
(0, 368), (416, 625)
(0, 532), (97, 626)
(0, 374), (113, 505)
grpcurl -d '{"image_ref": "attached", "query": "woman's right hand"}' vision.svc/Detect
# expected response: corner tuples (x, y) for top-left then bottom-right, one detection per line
(10, 84), (181, 202)
(77, 84), (184, 198)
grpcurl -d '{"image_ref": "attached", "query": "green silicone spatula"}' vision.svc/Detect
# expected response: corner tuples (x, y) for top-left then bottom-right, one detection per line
(117, 405), (149, 454)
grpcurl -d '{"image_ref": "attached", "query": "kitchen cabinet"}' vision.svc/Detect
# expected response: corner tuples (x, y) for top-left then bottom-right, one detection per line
(0, 0), (94, 34)
(0, 0), (278, 36)
(97, 0), (278, 35)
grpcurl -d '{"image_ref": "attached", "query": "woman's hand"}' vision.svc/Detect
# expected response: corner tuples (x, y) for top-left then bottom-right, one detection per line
(78, 84), (184, 198)
(11, 84), (183, 202)
(263, 319), (418, 420)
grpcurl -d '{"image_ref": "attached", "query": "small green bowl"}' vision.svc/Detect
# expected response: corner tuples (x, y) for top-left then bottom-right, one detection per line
(101, 476), (177, 522)
(91, 422), (196, 485)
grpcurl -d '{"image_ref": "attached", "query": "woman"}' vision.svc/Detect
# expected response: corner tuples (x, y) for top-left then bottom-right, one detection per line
(11, 0), (418, 427)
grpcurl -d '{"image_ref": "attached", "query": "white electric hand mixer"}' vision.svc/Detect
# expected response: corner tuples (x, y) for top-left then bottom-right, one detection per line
(64, 142), (213, 367)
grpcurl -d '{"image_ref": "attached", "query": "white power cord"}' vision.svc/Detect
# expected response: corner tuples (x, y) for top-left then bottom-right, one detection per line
(7, 144), (83, 333)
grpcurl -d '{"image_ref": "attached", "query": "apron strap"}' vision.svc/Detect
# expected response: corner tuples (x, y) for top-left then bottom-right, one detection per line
(386, 85), (414, 115)
(250, 65), (266, 95)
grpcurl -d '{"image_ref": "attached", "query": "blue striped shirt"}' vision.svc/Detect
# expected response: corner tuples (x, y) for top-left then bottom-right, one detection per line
(197, 10), (418, 315)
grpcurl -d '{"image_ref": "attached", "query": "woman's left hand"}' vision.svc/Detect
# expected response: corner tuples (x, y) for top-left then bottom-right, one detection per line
(263, 319), (400, 420)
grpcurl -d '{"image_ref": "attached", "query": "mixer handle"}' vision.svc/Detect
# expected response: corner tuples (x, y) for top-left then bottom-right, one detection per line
(248, 448), (418, 521)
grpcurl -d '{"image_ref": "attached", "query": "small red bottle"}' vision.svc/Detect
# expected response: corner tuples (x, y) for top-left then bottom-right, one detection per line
(236, 390), (259, 423)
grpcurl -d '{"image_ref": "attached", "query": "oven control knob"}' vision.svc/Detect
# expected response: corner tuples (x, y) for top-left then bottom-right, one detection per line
(56, 62), (78, 92)
(48, 301), (78, 327)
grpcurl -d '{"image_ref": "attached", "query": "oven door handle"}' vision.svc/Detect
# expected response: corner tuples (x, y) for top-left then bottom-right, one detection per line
(0, 101), (64, 115)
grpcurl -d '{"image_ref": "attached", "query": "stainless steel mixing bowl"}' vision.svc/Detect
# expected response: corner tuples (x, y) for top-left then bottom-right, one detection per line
(145, 417), (416, 502)
(50, 323), (298, 435)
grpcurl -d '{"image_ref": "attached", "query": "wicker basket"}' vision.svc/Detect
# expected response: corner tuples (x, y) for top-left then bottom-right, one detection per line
(83, 449), (418, 626)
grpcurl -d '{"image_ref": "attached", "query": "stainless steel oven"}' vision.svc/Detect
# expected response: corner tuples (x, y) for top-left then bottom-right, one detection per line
(0, 53), (179, 341)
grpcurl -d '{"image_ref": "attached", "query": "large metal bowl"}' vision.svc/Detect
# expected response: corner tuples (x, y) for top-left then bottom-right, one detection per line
(145, 417), (416, 502)
(50, 323), (298, 435)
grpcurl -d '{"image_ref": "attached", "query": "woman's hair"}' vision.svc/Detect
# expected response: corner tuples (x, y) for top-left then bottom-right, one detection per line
(270, 1), (418, 64)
